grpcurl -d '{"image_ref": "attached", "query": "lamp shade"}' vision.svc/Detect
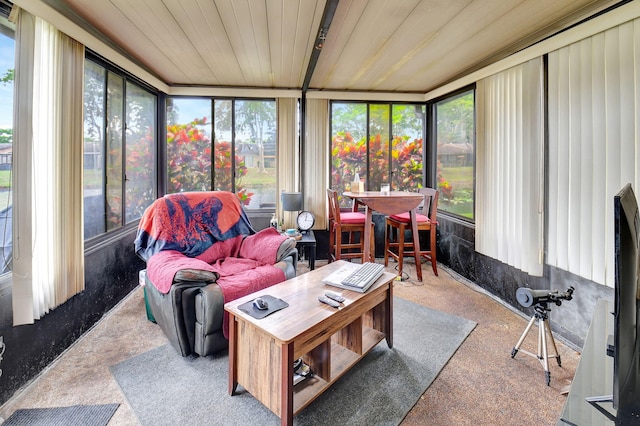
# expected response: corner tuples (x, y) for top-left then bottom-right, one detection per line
(281, 192), (303, 212)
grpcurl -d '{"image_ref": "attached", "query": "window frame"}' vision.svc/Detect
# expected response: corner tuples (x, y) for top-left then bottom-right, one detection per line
(0, 8), (13, 287)
(83, 51), (159, 247)
(428, 84), (476, 223)
(165, 95), (278, 213)
(329, 100), (427, 206)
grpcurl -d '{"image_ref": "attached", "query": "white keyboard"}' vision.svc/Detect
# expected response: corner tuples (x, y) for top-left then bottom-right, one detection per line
(341, 262), (385, 290)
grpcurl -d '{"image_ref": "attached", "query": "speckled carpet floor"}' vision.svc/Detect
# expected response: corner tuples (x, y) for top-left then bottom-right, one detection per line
(0, 258), (580, 426)
(110, 297), (475, 425)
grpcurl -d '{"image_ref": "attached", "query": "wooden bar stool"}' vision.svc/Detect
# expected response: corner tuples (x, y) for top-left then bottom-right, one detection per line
(384, 188), (439, 279)
(327, 189), (374, 263)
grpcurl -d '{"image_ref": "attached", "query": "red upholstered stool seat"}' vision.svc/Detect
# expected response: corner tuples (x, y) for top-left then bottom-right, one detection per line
(384, 188), (439, 280)
(327, 189), (374, 263)
(339, 212), (367, 223)
(388, 212), (429, 223)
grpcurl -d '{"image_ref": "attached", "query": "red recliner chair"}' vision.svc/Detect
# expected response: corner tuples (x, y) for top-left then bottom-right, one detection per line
(135, 191), (298, 356)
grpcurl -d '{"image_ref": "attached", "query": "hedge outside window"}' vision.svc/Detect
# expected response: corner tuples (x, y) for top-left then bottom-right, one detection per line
(166, 98), (276, 209)
(330, 102), (425, 208)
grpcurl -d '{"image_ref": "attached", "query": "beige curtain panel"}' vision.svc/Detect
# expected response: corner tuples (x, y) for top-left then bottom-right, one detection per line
(303, 98), (329, 230)
(12, 8), (85, 325)
(548, 18), (640, 288)
(476, 57), (544, 277)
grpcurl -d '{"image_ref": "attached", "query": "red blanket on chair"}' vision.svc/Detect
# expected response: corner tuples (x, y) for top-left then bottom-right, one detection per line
(146, 227), (288, 338)
(212, 257), (285, 338)
(134, 191), (254, 262)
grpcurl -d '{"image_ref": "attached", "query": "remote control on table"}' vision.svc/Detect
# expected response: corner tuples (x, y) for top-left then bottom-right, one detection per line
(318, 295), (340, 308)
(324, 291), (345, 303)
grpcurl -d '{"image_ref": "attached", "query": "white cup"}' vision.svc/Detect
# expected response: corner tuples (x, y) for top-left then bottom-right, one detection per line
(380, 183), (390, 195)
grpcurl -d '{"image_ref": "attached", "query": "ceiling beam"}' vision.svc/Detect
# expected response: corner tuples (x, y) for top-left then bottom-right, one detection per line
(302, 0), (339, 92)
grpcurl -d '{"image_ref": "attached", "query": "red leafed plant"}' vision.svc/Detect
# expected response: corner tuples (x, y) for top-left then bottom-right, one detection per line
(166, 117), (252, 205)
(436, 159), (454, 202)
(331, 132), (424, 206)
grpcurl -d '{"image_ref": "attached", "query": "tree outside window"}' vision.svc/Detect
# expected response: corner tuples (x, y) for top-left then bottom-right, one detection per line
(435, 90), (475, 219)
(166, 98), (211, 193)
(124, 82), (156, 223)
(83, 58), (157, 239)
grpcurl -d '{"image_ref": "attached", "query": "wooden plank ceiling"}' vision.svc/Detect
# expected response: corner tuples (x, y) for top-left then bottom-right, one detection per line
(53, 0), (619, 93)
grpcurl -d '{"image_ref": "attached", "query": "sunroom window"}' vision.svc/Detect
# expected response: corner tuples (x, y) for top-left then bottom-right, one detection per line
(330, 102), (425, 208)
(83, 57), (157, 240)
(166, 97), (277, 210)
(0, 13), (13, 274)
(434, 89), (475, 219)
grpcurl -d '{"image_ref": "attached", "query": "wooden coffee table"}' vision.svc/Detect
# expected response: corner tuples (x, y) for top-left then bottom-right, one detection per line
(225, 260), (395, 426)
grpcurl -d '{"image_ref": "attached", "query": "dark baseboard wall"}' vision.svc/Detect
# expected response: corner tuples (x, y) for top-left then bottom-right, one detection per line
(0, 230), (144, 407)
(436, 215), (613, 349)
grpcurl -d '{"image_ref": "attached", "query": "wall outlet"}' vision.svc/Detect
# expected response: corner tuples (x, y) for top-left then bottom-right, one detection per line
(138, 270), (147, 287)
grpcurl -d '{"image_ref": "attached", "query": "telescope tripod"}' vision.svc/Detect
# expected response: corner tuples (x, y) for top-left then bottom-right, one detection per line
(510, 302), (561, 386)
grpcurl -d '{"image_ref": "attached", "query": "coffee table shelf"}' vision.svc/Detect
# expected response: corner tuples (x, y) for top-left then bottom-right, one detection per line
(293, 325), (386, 414)
(226, 260), (394, 426)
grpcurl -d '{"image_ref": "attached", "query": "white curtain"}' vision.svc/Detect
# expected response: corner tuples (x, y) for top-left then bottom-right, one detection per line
(476, 57), (544, 276)
(303, 98), (329, 230)
(276, 97), (300, 229)
(548, 19), (640, 288)
(12, 9), (85, 324)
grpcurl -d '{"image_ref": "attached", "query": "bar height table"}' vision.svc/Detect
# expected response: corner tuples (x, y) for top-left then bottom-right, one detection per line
(343, 191), (425, 281)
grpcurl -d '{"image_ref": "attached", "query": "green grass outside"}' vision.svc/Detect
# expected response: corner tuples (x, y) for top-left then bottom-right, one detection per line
(10, 165), (471, 217)
(0, 170), (10, 189)
(84, 169), (102, 188)
(440, 166), (473, 191)
(443, 202), (473, 219)
(439, 166), (474, 219)
(82, 167), (276, 190)
(241, 167), (276, 187)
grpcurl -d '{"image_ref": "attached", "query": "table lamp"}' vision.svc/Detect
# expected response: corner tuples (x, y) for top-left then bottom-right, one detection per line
(281, 191), (303, 230)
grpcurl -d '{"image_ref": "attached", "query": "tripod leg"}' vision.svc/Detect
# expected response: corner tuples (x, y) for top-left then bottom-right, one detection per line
(537, 318), (543, 358)
(511, 315), (537, 358)
(539, 318), (551, 386)
(544, 320), (562, 366)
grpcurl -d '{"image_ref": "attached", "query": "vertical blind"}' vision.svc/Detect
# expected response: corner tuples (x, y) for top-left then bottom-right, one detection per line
(476, 58), (544, 276)
(12, 8), (85, 324)
(303, 98), (329, 230)
(548, 18), (640, 288)
(276, 97), (300, 229)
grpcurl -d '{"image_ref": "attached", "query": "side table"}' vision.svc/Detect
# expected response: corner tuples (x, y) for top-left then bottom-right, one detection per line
(295, 230), (316, 270)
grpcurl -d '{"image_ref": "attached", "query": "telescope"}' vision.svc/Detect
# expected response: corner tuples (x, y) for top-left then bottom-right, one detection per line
(512, 285), (575, 385)
(516, 286), (574, 308)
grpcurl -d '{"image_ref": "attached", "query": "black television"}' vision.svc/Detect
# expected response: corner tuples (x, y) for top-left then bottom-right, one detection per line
(587, 184), (640, 423)
(607, 183), (640, 422)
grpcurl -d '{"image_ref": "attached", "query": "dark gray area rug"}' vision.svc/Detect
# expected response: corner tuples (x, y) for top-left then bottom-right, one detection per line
(2, 403), (119, 426)
(110, 297), (476, 425)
